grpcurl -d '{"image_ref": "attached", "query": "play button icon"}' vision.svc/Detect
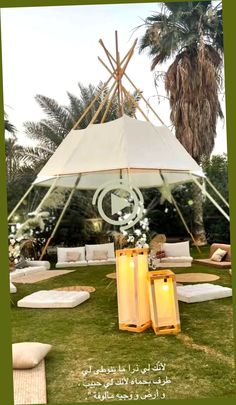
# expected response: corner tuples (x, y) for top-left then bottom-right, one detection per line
(111, 193), (130, 215)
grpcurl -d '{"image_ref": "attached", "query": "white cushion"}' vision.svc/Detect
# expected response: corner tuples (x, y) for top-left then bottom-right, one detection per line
(10, 266), (47, 281)
(57, 247), (85, 262)
(177, 283), (232, 303)
(211, 248), (227, 262)
(161, 256), (193, 263)
(10, 282), (17, 293)
(85, 243), (115, 260)
(164, 241), (190, 257)
(12, 342), (52, 369)
(17, 290), (90, 308)
(55, 261), (87, 268)
(87, 258), (116, 266)
(26, 260), (50, 270)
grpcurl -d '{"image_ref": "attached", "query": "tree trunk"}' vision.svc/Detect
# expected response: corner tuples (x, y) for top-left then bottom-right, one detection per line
(192, 182), (207, 246)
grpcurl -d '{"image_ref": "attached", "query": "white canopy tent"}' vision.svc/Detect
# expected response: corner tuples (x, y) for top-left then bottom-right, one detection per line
(34, 114), (204, 189)
(8, 32), (229, 258)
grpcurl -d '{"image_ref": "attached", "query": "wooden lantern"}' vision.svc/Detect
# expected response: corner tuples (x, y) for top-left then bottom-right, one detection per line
(147, 270), (181, 335)
(116, 248), (151, 332)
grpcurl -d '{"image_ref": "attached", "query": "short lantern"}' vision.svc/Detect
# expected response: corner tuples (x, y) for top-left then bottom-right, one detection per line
(147, 270), (181, 335)
(116, 248), (151, 332)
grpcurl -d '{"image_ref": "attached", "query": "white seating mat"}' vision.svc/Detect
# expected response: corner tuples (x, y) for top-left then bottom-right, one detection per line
(177, 283), (232, 303)
(17, 290), (90, 308)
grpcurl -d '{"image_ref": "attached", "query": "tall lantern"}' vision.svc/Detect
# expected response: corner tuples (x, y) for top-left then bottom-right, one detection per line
(147, 270), (181, 335)
(116, 248), (151, 332)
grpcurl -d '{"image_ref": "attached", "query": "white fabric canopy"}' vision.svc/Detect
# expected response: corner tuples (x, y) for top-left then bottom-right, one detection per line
(34, 115), (204, 189)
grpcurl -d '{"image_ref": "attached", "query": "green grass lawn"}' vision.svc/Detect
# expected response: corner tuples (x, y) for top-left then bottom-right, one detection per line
(11, 251), (236, 402)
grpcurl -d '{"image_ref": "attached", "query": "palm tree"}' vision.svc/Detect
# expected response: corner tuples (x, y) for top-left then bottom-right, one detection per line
(139, 1), (223, 245)
(4, 112), (16, 135)
(23, 82), (139, 169)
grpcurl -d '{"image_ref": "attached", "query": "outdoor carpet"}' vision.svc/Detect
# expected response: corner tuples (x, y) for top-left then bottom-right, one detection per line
(13, 359), (47, 404)
(175, 273), (220, 283)
(13, 270), (76, 284)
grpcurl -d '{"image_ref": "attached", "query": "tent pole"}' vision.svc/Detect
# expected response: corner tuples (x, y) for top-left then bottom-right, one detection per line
(171, 195), (201, 253)
(101, 83), (119, 123)
(205, 176), (229, 208)
(72, 74), (115, 130)
(122, 85), (150, 122)
(99, 37), (138, 74)
(192, 177), (230, 221)
(39, 175), (81, 260)
(124, 73), (165, 125)
(115, 31), (122, 117)
(89, 80), (117, 125)
(34, 177), (59, 214)
(8, 183), (35, 222)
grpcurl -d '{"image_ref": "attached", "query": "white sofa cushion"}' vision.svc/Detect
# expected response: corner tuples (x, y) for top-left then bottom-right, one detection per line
(163, 241), (190, 257)
(55, 261), (87, 268)
(57, 247), (86, 262)
(85, 243), (115, 261)
(26, 260), (50, 270)
(161, 256), (193, 263)
(10, 266), (47, 281)
(177, 283), (232, 303)
(87, 258), (116, 266)
(17, 290), (90, 308)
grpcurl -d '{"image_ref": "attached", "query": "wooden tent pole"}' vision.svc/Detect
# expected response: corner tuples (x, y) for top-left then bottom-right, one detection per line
(39, 175), (81, 260)
(99, 39), (116, 72)
(34, 177), (59, 214)
(89, 80), (117, 125)
(72, 74), (115, 130)
(99, 37), (165, 125)
(205, 176), (229, 208)
(101, 83), (119, 123)
(8, 183), (35, 221)
(171, 195), (201, 253)
(99, 37), (138, 70)
(115, 31), (123, 117)
(124, 73), (165, 125)
(121, 85), (150, 122)
(192, 177), (230, 221)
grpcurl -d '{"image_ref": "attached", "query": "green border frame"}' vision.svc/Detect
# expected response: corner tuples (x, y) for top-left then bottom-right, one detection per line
(0, 1), (236, 404)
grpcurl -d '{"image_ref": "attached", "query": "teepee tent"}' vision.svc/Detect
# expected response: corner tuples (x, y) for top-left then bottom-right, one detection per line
(8, 32), (229, 257)
(33, 114), (204, 190)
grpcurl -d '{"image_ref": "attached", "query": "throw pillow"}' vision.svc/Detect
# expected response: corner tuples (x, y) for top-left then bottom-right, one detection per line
(156, 251), (165, 259)
(15, 258), (30, 269)
(211, 248), (227, 262)
(92, 250), (108, 260)
(12, 342), (52, 369)
(66, 251), (81, 262)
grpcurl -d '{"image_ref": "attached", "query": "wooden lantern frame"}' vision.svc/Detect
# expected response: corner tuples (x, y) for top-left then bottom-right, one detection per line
(147, 269), (181, 335)
(116, 247), (151, 333)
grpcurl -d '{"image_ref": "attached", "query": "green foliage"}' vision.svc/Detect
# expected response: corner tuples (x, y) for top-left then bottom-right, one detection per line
(11, 262), (235, 402)
(202, 153), (230, 243)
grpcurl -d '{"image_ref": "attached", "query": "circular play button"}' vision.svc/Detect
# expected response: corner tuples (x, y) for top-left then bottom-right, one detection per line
(92, 180), (144, 231)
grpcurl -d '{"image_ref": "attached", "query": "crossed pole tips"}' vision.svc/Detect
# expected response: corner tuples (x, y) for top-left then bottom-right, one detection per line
(72, 31), (165, 130)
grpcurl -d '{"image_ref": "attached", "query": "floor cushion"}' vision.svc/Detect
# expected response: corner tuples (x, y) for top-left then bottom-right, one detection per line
(177, 283), (232, 303)
(17, 290), (90, 308)
(10, 282), (17, 293)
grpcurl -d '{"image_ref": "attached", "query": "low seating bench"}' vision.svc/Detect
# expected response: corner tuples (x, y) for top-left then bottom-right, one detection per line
(193, 243), (231, 269)
(10, 260), (50, 281)
(152, 241), (193, 268)
(55, 243), (116, 268)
